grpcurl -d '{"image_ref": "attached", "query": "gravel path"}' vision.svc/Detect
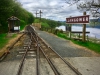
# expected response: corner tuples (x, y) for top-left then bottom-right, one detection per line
(36, 30), (99, 57)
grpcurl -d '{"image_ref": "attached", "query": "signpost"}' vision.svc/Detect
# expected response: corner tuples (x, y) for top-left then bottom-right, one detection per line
(66, 12), (89, 41)
(66, 15), (89, 24)
(83, 12), (87, 41)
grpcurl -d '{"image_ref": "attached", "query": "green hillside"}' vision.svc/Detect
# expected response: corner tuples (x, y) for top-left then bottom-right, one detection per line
(0, 0), (35, 33)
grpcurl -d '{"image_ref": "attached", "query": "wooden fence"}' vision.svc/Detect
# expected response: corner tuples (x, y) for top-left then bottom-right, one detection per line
(41, 27), (100, 43)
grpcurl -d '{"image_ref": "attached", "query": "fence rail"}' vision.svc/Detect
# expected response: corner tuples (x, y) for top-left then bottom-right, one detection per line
(41, 27), (100, 43)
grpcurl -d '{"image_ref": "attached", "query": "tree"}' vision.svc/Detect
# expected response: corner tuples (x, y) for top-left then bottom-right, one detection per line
(65, 0), (100, 18)
(0, 0), (35, 33)
(65, 0), (100, 27)
(41, 22), (50, 28)
(34, 18), (62, 28)
(27, 12), (35, 24)
(77, 0), (100, 18)
(0, 0), (15, 32)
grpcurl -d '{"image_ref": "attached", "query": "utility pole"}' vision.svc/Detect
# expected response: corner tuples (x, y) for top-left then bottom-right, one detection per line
(39, 10), (43, 22)
(35, 11), (39, 18)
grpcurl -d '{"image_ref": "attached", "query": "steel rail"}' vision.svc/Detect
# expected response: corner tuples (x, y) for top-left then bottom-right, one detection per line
(27, 25), (82, 75)
(16, 30), (32, 75)
(36, 32), (82, 75)
(30, 30), (60, 75)
(27, 27), (41, 75)
(29, 25), (82, 75)
(49, 47), (82, 75)
(39, 46), (60, 75)
(8, 33), (25, 50)
(36, 46), (40, 75)
(0, 33), (25, 61)
(16, 42), (31, 75)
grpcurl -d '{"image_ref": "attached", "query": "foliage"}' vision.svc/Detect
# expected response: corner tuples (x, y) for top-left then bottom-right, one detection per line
(66, 0), (100, 26)
(0, 0), (35, 33)
(89, 21), (100, 27)
(27, 12), (35, 24)
(34, 18), (62, 28)
(0, 33), (18, 49)
(34, 18), (40, 23)
(67, 0), (100, 16)
(57, 33), (71, 40)
(0, 33), (8, 49)
(46, 19), (58, 28)
(12, 34), (17, 38)
(72, 40), (100, 53)
(56, 32), (100, 53)
(41, 22), (50, 28)
(77, 0), (100, 18)
(20, 20), (27, 30)
(89, 19), (100, 27)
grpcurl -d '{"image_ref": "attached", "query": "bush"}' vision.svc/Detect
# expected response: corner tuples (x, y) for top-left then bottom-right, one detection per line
(0, 33), (8, 49)
(41, 22), (50, 28)
(20, 20), (27, 30)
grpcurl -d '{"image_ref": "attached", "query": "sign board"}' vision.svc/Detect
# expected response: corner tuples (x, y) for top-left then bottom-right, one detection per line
(66, 15), (89, 24)
(14, 26), (20, 30)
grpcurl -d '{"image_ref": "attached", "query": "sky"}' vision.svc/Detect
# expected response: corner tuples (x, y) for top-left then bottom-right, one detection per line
(17, 0), (90, 21)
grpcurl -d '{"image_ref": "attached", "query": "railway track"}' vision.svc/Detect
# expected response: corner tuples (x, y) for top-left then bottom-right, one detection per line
(1, 25), (82, 75)
(16, 25), (82, 75)
(0, 33), (25, 62)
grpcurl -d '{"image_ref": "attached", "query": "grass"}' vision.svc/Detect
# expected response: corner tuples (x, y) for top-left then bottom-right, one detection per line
(12, 34), (17, 38)
(57, 32), (100, 53)
(0, 33), (17, 49)
(72, 40), (100, 53)
(0, 33), (8, 49)
(57, 33), (71, 40)
(20, 25), (26, 30)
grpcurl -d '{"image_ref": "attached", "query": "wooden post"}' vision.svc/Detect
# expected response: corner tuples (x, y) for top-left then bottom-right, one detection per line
(79, 33), (80, 38)
(69, 24), (72, 39)
(36, 11), (37, 18)
(18, 20), (20, 32)
(82, 12), (86, 42)
(87, 35), (88, 41)
(68, 16), (72, 39)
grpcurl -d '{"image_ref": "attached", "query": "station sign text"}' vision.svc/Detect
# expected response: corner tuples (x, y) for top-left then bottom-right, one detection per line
(66, 15), (89, 24)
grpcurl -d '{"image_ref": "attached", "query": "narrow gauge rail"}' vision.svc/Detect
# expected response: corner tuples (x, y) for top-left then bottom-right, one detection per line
(24, 25), (82, 75)
(16, 27), (37, 75)
(0, 33), (25, 61)
(15, 25), (82, 75)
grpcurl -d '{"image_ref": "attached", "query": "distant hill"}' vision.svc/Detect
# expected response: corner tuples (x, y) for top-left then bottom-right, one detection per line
(90, 18), (100, 22)
(59, 19), (100, 29)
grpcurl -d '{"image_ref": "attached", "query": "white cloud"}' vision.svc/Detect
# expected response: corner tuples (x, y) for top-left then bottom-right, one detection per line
(17, 0), (87, 21)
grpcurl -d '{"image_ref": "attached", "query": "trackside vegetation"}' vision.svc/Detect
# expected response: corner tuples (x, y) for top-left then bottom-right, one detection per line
(41, 28), (100, 54)
(34, 18), (62, 28)
(57, 32), (100, 53)
(0, 33), (18, 49)
(1, 0), (100, 56)
(72, 40), (100, 53)
(0, 0), (35, 33)
(0, 34), (8, 49)
(0, 0), (35, 50)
